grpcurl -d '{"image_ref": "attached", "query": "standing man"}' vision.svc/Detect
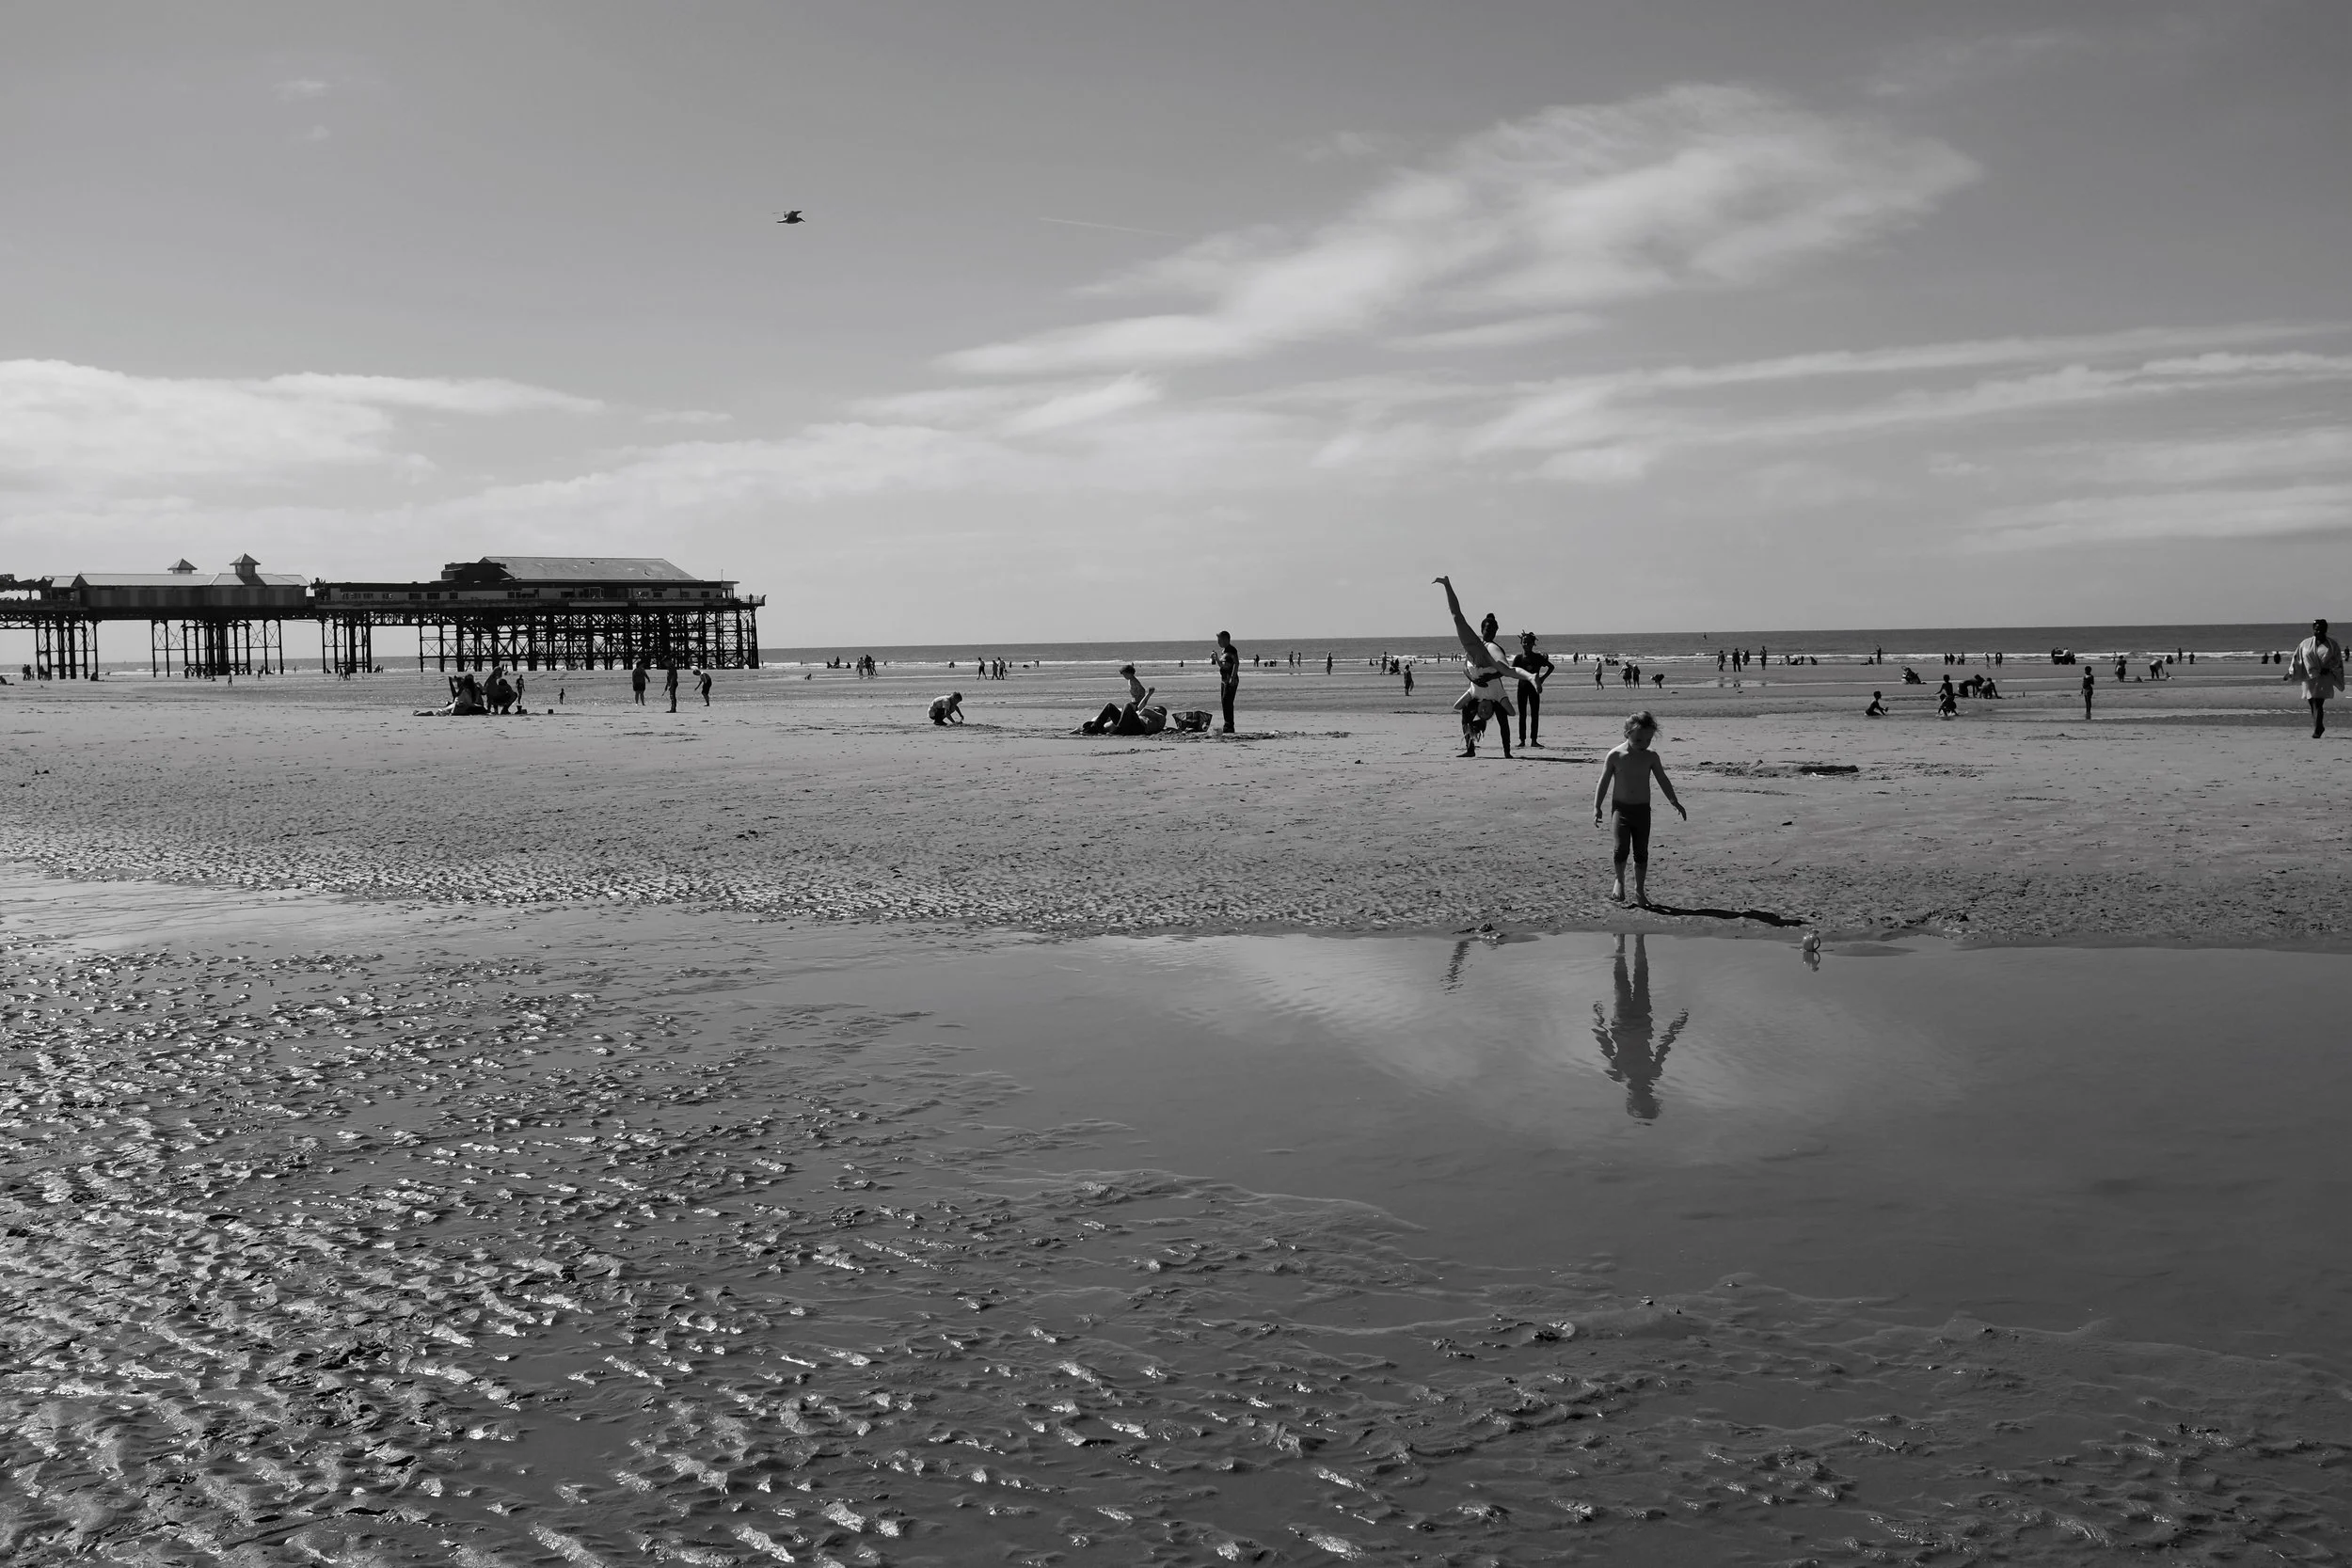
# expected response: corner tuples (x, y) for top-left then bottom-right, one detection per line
(1213, 630), (1240, 734)
(630, 660), (649, 705)
(2294, 618), (2344, 737)
(697, 668), (714, 706)
(2080, 665), (2094, 721)
(664, 663), (680, 713)
(1512, 632), (1555, 749)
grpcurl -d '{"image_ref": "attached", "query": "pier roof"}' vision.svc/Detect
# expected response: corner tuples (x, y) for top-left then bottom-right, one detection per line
(444, 556), (698, 583)
(75, 570), (309, 589)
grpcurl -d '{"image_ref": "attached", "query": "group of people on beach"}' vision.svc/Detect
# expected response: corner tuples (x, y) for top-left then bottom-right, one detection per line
(1436, 576), (1686, 904)
(417, 667), (527, 717)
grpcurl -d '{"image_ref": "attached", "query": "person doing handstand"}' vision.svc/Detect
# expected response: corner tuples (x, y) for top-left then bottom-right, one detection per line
(1435, 576), (1515, 758)
(1593, 710), (1685, 907)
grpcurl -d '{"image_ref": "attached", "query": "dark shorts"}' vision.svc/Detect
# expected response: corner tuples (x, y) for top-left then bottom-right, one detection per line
(1612, 800), (1652, 865)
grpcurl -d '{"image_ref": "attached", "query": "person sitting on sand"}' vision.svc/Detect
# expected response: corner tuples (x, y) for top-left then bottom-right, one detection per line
(1085, 700), (1169, 736)
(1593, 711), (1686, 907)
(1902, 666), (1922, 685)
(929, 691), (964, 725)
(1435, 575), (1514, 758)
(1866, 691), (1888, 717)
(1119, 663), (1152, 707)
(418, 672), (489, 717)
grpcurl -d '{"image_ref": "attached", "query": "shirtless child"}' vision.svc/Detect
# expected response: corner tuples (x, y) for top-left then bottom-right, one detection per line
(1593, 711), (1687, 907)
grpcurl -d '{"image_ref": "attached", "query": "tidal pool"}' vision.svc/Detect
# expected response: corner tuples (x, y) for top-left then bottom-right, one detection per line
(1, 873), (2344, 1565)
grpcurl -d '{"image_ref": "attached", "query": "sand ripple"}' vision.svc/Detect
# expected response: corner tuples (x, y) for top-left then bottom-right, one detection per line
(2, 929), (2345, 1564)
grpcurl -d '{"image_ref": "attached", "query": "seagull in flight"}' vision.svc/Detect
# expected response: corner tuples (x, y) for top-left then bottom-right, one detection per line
(775, 210), (804, 224)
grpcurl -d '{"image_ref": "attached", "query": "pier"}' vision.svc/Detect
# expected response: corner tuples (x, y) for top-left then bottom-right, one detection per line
(0, 554), (764, 677)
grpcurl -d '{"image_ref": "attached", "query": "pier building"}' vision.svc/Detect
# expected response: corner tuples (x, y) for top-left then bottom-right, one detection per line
(314, 556), (761, 674)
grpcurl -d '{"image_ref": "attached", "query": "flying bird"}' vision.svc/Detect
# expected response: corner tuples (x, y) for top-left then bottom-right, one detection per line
(775, 210), (804, 224)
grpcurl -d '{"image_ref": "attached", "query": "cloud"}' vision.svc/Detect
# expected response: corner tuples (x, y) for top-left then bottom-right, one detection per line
(0, 360), (600, 489)
(1965, 484), (2352, 550)
(2052, 427), (2352, 487)
(944, 87), (1977, 374)
(1388, 312), (1597, 352)
(1468, 334), (2352, 472)
(1866, 29), (2090, 99)
(1295, 130), (1406, 164)
(275, 77), (331, 101)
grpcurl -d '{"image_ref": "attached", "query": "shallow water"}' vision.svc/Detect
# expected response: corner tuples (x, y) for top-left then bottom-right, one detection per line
(2, 870), (2345, 1565)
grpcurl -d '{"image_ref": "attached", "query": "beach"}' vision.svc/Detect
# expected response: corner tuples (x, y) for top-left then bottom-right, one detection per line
(5, 654), (2347, 945)
(3, 661), (2348, 1565)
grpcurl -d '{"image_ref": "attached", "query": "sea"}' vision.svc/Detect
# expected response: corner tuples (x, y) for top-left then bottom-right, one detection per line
(764, 622), (2302, 670)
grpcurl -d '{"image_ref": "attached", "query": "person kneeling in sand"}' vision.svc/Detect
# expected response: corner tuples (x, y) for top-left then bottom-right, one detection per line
(1866, 691), (1888, 717)
(929, 692), (964, 725)
(1594, 712), (1686, 908)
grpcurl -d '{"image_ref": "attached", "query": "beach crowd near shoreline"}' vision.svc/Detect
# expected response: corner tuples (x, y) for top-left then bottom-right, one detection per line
(3, 615), (2346, 948)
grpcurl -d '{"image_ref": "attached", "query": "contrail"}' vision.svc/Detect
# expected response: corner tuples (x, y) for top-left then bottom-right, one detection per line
(1037, 215), (1183, 238)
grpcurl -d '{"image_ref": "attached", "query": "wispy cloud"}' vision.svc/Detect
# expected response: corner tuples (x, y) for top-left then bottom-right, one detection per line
(0, 361), (599, 489)
(945, 87), (1978, 374)
(274, 76), (331, 101)
(1866, 29), (2090, 99)
(1966, 484), (2352, 550)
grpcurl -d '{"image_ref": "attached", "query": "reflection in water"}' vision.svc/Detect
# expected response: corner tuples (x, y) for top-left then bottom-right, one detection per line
(1591, 934), (1690, 1120)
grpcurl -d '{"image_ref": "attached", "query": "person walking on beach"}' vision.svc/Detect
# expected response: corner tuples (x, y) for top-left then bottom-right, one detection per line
(697, 669), (713, 706)
(630, 661), (649, 705)
(2294, 618), (2344, 737)
(664, 663), (680, 713)
(1402, 659), (1415, 695)
(2081, 666), (2095, 721)
(1512, 632), (1555, 749)
(1213, 631), (1241, 733)
(1436, 576), (1515, 758)
(1594, 711), (1686, 906)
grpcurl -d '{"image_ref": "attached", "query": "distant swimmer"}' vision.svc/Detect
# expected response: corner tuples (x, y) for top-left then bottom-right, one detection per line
(776, 210), (804, 224)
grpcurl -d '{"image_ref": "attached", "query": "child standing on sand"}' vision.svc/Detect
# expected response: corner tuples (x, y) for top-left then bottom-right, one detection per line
(1593, 711), (1686, 907)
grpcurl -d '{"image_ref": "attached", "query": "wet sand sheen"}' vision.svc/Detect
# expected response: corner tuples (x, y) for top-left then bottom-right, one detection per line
(1, 872), (2345, 1564)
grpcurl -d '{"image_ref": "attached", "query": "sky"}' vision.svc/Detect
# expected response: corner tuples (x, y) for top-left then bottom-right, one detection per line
(3, 0), (2348, 642)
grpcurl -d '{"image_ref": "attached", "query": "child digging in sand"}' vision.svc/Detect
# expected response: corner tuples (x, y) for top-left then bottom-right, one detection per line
(1593, 711), (1686, 907)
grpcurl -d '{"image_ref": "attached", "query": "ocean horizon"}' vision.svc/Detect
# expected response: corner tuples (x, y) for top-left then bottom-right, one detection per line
(762, 621), (2309, 669)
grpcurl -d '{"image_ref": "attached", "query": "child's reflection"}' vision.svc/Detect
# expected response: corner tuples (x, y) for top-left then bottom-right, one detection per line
(1591, 933), (1689, 1121)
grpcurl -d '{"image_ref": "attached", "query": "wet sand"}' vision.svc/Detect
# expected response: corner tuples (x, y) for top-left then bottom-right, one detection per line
(2, 656), (2347, 944)
(1, 882), (2345, 1564)
(3, 667), (2349, 1563)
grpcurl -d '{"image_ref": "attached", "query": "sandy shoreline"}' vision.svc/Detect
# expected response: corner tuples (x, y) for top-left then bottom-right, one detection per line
(3, 657), (2345, 946)
(5, 674), (2348, 1562)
